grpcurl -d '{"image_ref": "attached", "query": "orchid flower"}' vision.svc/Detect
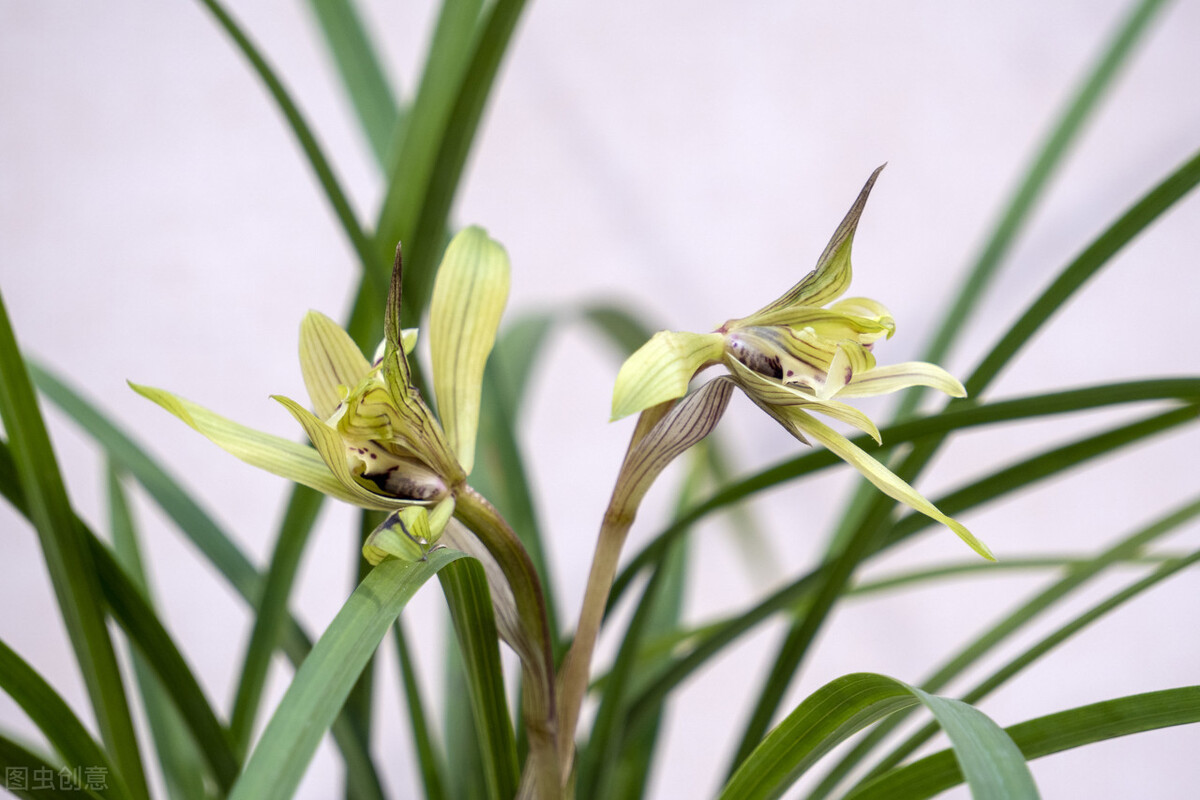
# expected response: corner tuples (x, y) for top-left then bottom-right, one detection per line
(133, 226), (510, 561)
(610, 167), (993, 560)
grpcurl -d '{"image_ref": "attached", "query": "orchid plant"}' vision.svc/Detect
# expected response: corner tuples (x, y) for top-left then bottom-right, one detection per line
(2, 2), (1198, 800)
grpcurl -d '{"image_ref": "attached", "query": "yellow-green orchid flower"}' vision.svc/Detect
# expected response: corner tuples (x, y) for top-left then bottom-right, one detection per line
(133, 226), (510, 525)
(611, 167), (993, 560)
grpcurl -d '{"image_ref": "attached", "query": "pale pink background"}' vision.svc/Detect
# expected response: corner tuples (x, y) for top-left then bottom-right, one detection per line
(3, 2), (1199, 797)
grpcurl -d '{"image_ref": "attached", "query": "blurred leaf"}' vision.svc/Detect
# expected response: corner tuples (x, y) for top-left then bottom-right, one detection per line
(0, 733), (105, 799)
(27, 363), (386, 799)
(107, 467), (208, 800)
(619, 404), (1200, 738)
(0, 639), (126, 800)
(303, 0), (401, 170)
(611, 378), (1200, 608)
(0, 293), (148, 800)
(229, 550), (465, 800)
(193, 0), (382, 294)
(393, 620), (449, 800)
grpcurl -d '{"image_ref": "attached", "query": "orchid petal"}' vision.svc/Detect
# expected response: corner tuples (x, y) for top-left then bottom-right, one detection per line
(273, 394), (442, 510)
(611, 330), (725, 421)
(829, 297), (895, 338)
(299, 311), (372, 420)
(743, 165), (884, 319)
(429, 226), (511, 475)
(820, 340), (876, 399)
(836, 361), (968, 399)
(749, 305), (893, 342)
(726, 359), (881, 443)
(131, 382), (371, 507)
(788, 410), (993, 560)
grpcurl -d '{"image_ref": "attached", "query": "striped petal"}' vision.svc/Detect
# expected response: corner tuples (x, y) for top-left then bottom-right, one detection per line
(611, 330), (725, 420)
(299, 311), (372, 420)
(836, 361), (967, 399)
(788, 410), (993, 560)
(742, 165), (884, 319)
(132, 382), (372, 508)
(429, 226), (511, 475)
(726, 358), (881, 443)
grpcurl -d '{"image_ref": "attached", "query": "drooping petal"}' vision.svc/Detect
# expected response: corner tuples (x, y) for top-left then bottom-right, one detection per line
(741, 165), (884, 320)
(611, 330), (725, 421)
(363, 506), (436, 565)
(299, 311), (372, 420)
(131, 382), (372, 508)
(836, 361), (967, 399)
(429, 226), (511, 476)
(273, 394), (444, 509)
(788, 409), (994, 560)
(614, 377), (735, 510)
(726, 358), (881, 443)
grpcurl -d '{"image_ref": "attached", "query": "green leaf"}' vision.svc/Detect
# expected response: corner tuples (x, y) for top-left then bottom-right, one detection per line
(0, 639), (126, 800)
(610, 378), (1200, 609)
(439, 558), (519, 800)
(716, 673), (1037, 800)
(898, 0), (1172, 419)
(302, 0), (400, 171)
(863, 543), (1200, 783)
(192, 0), (383, 294)
(619, 405), (1200, 740)
(107, 466), (208, 800)
(386, 0), (531, 326)
(229, 550), (465, 800)
(393, 620), (449, 800)
(229, 485), (325, 753)
(846, 687), (1200, 800)
(25, 363), (386, 799)
(0, 292), (149, 800)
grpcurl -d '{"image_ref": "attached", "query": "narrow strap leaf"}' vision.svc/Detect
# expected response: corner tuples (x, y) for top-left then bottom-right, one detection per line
(229, 550), (465, 800)
(0, 291), (149, 800)
(439, 558), (520, 800)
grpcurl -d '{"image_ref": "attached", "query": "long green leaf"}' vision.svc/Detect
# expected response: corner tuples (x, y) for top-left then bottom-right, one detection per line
(229, 550), (465, 800)
(812, 493), (1200, 799)
(730, 145), (1200, 769)
(0, 639), (126, 800)
(230, 485), (325, 753)
(302, 0), (401, 171)
(846, 687), (1200, 800)
(31, 355), (386, 800)
(716, 673), (1036, 800)
(620, 405), (1199, 737)
(610, 378), (1200, 609)
(0, 293), (149, 800)
(0, 441), (240, 794)
(439, 558), (519, 800)
(192, 0), (383, 294)
(389, 0), (530, 325)
(898, 0), (1172, 419)
(393, 620), (449, 800)
(863, 544), (1200, 783)
(107, 467), (208, 800)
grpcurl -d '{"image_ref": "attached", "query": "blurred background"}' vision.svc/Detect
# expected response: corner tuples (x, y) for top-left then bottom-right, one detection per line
(2, 1), (1199, 797)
